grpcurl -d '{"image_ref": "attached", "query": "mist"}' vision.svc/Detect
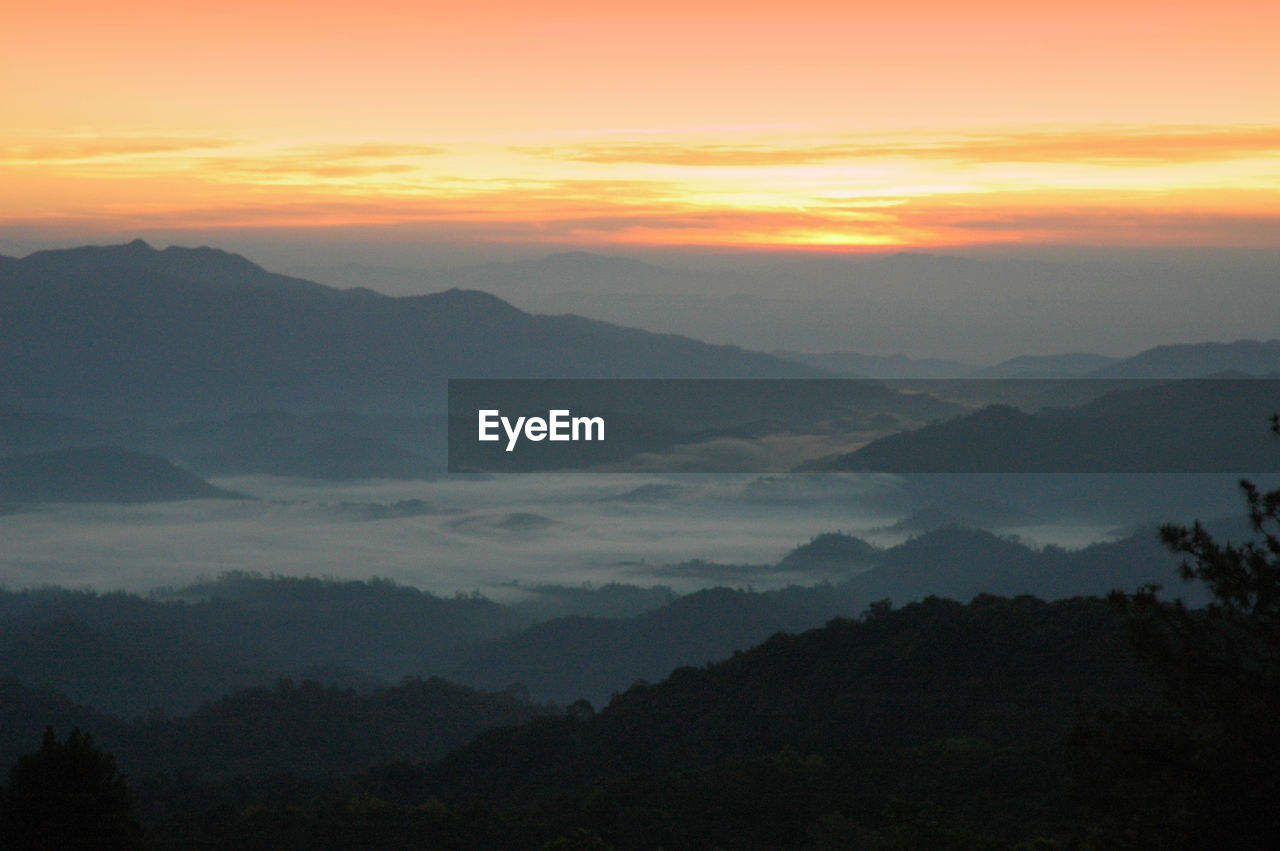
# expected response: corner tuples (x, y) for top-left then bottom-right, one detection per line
(3, 471), (1260, 596)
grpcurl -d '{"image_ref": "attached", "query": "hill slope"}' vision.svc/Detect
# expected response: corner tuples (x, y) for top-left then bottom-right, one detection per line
(0, 241), (816, 418)
(0, 447), (239, 504)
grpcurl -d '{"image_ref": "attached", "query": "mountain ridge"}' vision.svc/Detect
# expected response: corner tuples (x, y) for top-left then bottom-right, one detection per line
(1, 241), (818, 419)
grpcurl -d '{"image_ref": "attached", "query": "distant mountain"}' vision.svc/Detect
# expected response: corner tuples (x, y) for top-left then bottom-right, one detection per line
(0, 409), (126, 455)
(972, 352), (1117, 378)
(775, 350), (1118, 380)
(289, 250), (667, 298)
(448, 522), (1192, 705)
(778, 342), (1280, 383)
(0, 447), (240, 505)
(1091, 339), (1280, 378)
(841, 525), (1195, 605)
(773, 350), (973, 378)
(0, 240), (816, 419)
(776, 532), (879, 571)
(811, 379), (1280, 473)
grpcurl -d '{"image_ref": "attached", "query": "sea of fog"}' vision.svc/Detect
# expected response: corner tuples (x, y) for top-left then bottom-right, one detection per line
(0, 473), (1136, 596)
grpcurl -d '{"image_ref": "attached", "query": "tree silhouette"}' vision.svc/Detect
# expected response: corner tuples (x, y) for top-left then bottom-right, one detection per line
(0, 727), (143, 850)
(1074, 415), (1280, 848)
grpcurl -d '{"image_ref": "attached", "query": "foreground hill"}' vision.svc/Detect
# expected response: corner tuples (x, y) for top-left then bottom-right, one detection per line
(0, 240), (815, 419)
(0, 576), (522, 716)
(0, 676), (552, 784)
(112, 594), (1153, 849)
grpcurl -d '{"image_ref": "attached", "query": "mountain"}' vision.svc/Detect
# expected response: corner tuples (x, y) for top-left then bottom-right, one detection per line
(0, 409), (127, 456)
(0, 576), (524, 716)
(1091, 339), (1280, 378)
(774, 349), (1118, 379)
(0, 675), (552, 784)
(446, 524), (1192, 705)
(289, 250), (668, 298)
(840, 525), (1195, 604)
(451, 587), (849, 705)
(414, 594), (1150, 847)
(0, 240), (817, 419)
(0, 447), (240, 505)
(811, 378), (1280, 473)
(773, 350), (973, 378)
(971, 352), (1117, 378)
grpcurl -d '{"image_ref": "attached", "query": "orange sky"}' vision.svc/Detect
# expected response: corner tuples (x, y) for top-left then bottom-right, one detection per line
(3, 0), (1279, 250)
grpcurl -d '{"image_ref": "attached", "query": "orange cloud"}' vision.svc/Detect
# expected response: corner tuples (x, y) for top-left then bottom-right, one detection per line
(0, 137), (240, 164)
(529, 126), (1280, 167)
(4, 175), (1274, 251)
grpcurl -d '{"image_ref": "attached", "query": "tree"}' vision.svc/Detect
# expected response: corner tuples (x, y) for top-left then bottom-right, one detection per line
(0, 727), (144, 850)
(1073, 415), (1280, 848)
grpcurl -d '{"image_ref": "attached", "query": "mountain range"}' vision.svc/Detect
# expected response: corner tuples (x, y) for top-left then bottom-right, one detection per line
(811, 379), (1280, 473)
(0, 240), (814, 420)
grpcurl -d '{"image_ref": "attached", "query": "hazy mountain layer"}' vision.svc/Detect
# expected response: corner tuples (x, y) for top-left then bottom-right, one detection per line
(1, 241), (815, 420)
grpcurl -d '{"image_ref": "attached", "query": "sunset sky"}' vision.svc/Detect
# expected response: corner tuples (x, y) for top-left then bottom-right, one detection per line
(4, 0), (1279, 256)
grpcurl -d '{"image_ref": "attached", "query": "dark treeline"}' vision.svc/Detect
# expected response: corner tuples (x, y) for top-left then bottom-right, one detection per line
(2, 676), (551, 784)
(5, 593), (1152, 849)
(0, 522), (1197, 716)
(6, 511), (1280, 848)
(5, 468), (1277, 847)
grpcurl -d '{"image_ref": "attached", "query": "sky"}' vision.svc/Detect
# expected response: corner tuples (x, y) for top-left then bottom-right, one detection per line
(4, 0), (1279, 256)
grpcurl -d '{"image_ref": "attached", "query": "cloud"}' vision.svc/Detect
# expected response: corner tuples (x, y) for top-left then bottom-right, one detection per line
(0, 138), (450, 181)
(527, 125), (1280, 167)
(196, 143), (450, 180)
(0, 136), (241, 164)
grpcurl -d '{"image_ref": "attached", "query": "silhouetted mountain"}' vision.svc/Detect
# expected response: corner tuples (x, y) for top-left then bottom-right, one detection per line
(0, 516), (1201, 720)
(0, 576), (524, 715)
(0, 678), (126, 773)
(842, 526), (1195, 604)
(0, 675), (551, 784)
(1091, 339), (1280, 378)
(122, 677), (553, 781)
(16, 238), (335, 296)
(0, 447), (239, 504)
(290, 251), (667, 298)
(0, 617), (271, 719)
(813, 379), (1280, 473)
(447, 522), (1193, 704)
(451, 587), (849, 705)
(416, 595), (1150, 847)
(777, 532), (878, 571)
(1, 241), (816, 419)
